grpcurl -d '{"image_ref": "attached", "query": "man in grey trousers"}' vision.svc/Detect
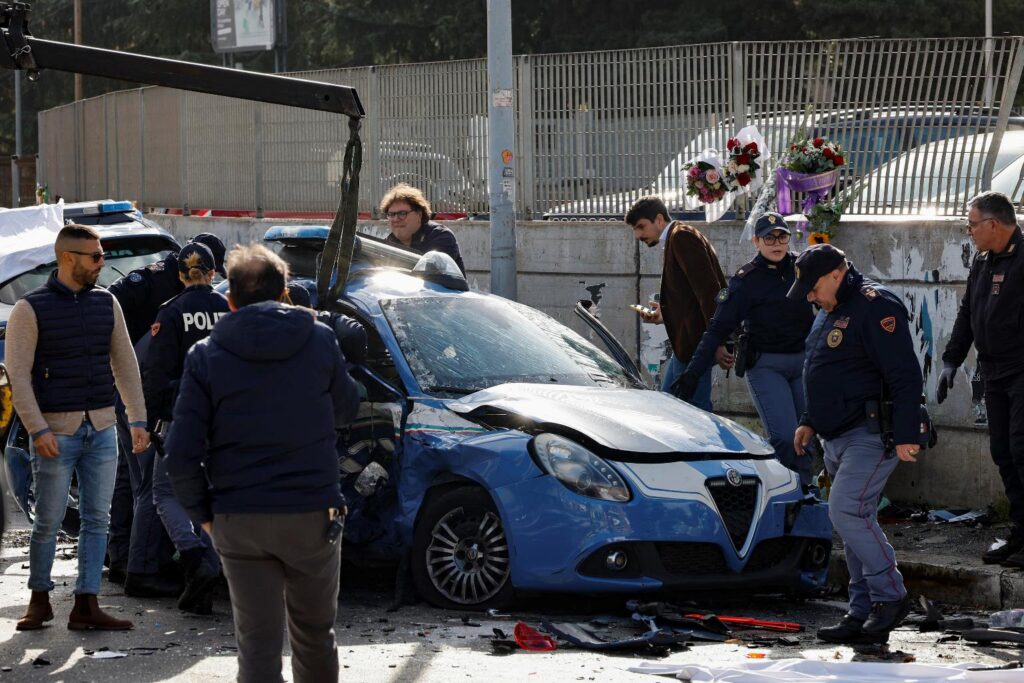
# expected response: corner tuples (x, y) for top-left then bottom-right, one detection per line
(165, 244), (361, 682)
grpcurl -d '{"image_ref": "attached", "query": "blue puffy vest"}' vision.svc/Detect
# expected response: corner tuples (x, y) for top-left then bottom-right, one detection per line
(23, 273), (116, 413)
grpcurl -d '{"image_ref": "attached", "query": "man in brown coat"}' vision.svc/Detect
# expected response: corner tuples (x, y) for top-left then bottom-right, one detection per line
(626, 196), (729, 410)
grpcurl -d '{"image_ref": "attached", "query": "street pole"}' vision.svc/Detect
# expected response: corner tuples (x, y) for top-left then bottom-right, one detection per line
(275, 0), (288, 73)
(12, 69), (21, 206)
(984, 0), (994, 107)
(486, 0), (517, 300)
(73, 0), (82, 100)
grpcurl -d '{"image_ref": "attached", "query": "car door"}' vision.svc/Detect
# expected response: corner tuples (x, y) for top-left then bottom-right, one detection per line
(573, 300), (647, 387)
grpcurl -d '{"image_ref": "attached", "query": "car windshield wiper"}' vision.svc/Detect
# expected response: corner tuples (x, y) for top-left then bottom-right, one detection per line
(425, 385), (483, 396)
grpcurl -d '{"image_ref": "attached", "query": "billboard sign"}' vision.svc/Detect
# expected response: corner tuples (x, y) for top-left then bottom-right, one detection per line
(211, 0), (276, 53)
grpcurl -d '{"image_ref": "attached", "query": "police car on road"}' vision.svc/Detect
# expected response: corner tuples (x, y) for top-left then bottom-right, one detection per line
(264, 225), (833, 609)
(0, 200), (180, 534)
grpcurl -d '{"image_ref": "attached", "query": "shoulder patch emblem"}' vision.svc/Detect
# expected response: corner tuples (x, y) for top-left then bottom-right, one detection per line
(715, 288), (730, 303)
(880, 316), (896, 333)
(861, 286), (878, 300)
(833, 316), (850, 329)
(128, 272), (143, 283)
(150, 322), (161, 337)
(148, 261), (165, 272)
(826, 328), (843, 348)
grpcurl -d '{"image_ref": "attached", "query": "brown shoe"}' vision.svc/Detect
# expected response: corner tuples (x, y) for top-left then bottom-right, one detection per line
(67, 594), (133, 631)
(16, 591), (54, 631)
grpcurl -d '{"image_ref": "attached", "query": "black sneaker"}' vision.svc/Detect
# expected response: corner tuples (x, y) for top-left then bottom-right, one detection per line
(984, 529), (1024, 564)
(862, 595), (912, 634)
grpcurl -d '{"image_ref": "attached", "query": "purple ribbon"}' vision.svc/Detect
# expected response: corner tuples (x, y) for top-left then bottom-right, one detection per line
(775, 167), (838, 216)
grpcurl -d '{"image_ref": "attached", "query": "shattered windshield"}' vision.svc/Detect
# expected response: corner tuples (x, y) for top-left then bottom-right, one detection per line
(382, 296), (635, 396)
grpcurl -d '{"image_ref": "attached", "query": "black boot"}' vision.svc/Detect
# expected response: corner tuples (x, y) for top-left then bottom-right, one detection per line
(178, 560), (219, 612)
(124, 572), (183, 598)
(862, 595), (912, 634)
(983, 528), (1024, 564)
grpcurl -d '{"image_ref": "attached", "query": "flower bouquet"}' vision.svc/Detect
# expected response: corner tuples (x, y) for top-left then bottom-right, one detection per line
(723, 125), (768, 194)
(775, 135), (846, 215)
(684, 158), (729, 205)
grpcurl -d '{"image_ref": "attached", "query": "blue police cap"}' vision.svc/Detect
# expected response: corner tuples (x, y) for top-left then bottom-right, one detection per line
(786, 244), (847, 301)
(190, 233), (226, 275)
(753, 212), (791, 238)
(177, 242), (216, 274)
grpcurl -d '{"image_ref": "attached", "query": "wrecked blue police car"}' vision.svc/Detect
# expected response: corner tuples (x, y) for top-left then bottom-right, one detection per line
(268, 225), (832, 609)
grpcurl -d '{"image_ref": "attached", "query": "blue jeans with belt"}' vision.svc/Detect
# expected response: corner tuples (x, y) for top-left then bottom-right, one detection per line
(29, 419), (117, 595)
(662, 354), (713, 412)
(824, 425), (906, 619)
(744, 351), (810, 486)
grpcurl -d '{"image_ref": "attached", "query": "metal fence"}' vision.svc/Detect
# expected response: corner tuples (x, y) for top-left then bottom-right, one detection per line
(37, 36), (1024, 218)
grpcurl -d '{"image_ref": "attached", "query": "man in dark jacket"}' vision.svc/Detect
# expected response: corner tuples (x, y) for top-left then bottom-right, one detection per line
(939, 191), (1024, 567)
(381, 183), (466, 275)
(165, 244), (360, 683)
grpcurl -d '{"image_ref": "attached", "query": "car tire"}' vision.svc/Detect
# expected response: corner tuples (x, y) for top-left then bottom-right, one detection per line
(411, 486), (513, 610)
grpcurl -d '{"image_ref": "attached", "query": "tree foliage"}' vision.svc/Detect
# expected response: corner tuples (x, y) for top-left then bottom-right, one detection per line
(0, 0), (1017, 158)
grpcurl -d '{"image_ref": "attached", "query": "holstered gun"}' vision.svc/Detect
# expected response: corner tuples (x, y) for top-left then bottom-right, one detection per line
(733, 323), (758, 378)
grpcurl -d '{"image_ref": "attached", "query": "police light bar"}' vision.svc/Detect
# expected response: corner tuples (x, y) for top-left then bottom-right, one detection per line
(63, 200), (135, 217)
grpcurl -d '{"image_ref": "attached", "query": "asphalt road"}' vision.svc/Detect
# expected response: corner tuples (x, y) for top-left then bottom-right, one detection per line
(1, 500), (1021, 682)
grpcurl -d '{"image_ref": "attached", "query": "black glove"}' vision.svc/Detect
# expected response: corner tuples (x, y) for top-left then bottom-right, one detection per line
(936, 364), (957, 404)
(670, 371), (700, 402)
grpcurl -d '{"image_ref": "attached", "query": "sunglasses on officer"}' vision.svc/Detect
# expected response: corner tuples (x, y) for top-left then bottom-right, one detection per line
(68, 250), (106, 263)
(759, 231), (791, 246)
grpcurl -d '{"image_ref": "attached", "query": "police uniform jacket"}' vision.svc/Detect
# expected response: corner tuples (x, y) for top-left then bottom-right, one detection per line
(108, 252), (184, 344)
(942, 227), (1024, 381)
(142, 284), (230, 425)
(385, 220), (466, 275)
(687, 251), (815, 378)
(801, 265), (923, 444)
(660, 222), (728, 362)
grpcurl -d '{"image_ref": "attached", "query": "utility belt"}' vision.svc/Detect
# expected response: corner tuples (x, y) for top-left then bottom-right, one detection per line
(732, 325), (760, 379)
(865, 393), (938, 451)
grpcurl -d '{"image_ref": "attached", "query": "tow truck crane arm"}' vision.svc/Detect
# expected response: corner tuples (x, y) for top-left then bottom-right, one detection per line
(0, 1), (363, 308)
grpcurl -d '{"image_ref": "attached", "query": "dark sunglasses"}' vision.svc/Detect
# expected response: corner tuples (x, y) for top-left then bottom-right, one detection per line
(68, 250), (105, 263)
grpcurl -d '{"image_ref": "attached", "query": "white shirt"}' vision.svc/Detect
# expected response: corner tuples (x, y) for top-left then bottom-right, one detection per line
(658, 221), (673, 249)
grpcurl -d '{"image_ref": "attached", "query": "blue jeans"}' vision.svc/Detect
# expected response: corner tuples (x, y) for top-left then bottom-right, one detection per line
(153, 453), (219, 575)
(824, 425), (905, 619)
(745, 351), (810, 486)
(662, 354), (713, 412)
(29, 419), (117, 595)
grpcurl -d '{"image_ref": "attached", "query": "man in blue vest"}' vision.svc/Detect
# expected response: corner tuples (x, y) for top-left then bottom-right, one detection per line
(6, 224), (150, 631)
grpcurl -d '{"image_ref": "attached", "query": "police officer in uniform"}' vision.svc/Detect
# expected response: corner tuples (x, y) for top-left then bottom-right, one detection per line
(674, 213), (816, 485)
(788, 244), (923, 644)
(938, 191), (1024, 567)
(106, 233), (226, 596)
(143, 242), (230, 613)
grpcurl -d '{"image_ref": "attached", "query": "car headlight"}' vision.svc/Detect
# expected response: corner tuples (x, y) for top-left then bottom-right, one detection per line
(531, 433), (631, 502)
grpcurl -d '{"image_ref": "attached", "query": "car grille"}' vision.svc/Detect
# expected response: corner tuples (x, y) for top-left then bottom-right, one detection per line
(744, 537), (801, 572)
(706, 477), (759, 550)
(655, 542), (728, 575)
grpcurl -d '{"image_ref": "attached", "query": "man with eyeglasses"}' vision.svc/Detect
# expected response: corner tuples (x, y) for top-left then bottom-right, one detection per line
(672, 213), (816, 486)
(5, 224), (149, 630)
(939, 191), (1024, 568)
(381, 183), (466, 275)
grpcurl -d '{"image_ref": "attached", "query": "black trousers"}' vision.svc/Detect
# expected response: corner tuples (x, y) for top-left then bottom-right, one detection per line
(985, 370), (1024, 528)
(211, 510), (342, 683)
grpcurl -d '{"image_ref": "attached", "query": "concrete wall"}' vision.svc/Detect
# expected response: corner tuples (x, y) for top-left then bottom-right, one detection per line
(150, 213), (998, 510)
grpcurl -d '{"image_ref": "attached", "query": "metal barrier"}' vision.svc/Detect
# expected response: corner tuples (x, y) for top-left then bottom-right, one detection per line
(37, 37), (1024, 218)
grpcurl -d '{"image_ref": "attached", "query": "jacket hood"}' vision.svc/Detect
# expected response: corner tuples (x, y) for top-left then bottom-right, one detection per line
(210, 301), (314, 361)
(449, 383), (774, 458)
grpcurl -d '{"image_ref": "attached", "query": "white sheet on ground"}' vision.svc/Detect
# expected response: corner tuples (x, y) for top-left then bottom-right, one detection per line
(626, 658), (1022, 682)
(0, 201), (65, 284)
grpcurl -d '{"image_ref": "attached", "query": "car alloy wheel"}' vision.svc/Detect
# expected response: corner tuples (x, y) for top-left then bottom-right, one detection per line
(413, 486), (513, 609)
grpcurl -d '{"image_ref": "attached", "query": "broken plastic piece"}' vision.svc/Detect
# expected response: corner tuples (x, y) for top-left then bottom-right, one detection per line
(513, 622), (556, 651)
(542, 621), (690, 651)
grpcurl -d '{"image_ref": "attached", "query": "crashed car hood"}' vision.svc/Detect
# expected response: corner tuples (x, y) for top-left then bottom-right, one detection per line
(449, 383), (772, 456)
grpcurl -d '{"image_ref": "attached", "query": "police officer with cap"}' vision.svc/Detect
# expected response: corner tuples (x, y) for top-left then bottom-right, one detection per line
(106, 232), (226, 597)
(674, 212), (816, 485)
(939, 191), (1024, 567)
(789, 243), (923, 644)
(142, 241), (229, 613)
